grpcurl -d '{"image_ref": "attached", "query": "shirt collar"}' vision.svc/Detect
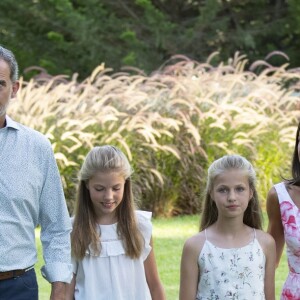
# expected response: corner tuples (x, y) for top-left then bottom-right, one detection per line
(5, 115), (20, 130)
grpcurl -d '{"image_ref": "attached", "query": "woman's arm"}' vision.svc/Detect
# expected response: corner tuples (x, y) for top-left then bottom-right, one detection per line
(144, 237), (166, 300)
(65, 273), (76, 300)
(266, 187), (285, 266)
(179, 236), (202, 300)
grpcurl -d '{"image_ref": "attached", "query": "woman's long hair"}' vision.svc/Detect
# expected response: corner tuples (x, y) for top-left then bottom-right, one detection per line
(71, 145), (143, 260)
(286, 122), (300, 186)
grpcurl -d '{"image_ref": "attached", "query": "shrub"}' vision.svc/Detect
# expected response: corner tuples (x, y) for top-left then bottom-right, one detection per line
(9, 52), (300, 215)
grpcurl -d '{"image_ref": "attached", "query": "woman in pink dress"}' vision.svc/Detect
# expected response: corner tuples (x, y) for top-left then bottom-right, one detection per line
(267, 122), (300, 299)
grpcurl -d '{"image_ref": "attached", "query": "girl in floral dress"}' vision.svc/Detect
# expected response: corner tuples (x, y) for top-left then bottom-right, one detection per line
(267, 122), (300, 299)
(180, 154), (276, 300)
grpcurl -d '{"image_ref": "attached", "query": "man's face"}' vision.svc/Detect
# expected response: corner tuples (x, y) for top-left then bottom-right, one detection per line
(0, 59), (18, 119)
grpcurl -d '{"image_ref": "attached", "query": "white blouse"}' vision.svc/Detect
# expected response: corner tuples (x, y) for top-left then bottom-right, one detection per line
(72, 210), (152, 300)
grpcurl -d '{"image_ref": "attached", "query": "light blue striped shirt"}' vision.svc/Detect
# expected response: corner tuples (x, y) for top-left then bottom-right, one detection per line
(0, 115), (72, 283)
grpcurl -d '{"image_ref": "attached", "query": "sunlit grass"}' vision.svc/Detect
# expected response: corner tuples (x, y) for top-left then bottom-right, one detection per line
(35, 214), (288, 299)
(34, 229), (51, 299)
(9, 53), (299, 215)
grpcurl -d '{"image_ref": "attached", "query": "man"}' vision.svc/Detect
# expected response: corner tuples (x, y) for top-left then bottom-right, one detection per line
(0, 45), (72, 299)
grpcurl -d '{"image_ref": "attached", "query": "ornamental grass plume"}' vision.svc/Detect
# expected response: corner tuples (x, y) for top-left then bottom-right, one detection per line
(9, 52), (300, 215)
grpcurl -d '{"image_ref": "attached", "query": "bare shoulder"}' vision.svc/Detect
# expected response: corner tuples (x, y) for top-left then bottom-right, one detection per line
(183, 231), (206, 257)
(267, 186), (278, 202)
(255, 229), (276, 252)
(266, 185), (281, 219)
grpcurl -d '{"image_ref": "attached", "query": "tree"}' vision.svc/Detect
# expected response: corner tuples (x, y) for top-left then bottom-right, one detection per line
(0, 0), (297, 79)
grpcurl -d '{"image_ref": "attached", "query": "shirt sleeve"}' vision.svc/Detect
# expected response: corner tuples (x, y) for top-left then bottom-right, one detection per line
(70, 217), (78, 274)
(136, 210), (153, 260)
(39, 141), (73, 283)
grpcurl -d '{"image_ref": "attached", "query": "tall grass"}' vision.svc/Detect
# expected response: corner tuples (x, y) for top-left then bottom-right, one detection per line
(35, 214), (288, 300)
(9, 52), (300, 215)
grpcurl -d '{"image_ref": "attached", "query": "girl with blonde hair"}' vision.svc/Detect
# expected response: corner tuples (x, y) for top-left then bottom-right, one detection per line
(66, 145), (165, 300)
(180, 154), (276, 300)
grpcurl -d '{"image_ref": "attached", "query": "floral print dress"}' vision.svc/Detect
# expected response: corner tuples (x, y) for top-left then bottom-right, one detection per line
(196, 229), (266, 300)
(274, 182), (300, 299)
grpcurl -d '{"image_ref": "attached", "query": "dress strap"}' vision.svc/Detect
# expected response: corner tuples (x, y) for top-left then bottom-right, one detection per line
(253, 228), (256, 240)
(274, 182), (293, 205)
(204, 229), (207, 240)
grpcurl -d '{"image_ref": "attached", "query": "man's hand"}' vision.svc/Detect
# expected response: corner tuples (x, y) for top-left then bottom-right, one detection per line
(50, 282), (66, 300)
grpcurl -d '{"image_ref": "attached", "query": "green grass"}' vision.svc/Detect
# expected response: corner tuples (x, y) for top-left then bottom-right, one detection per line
(35, 215), (288, 300)
(34, 230), (51, 299)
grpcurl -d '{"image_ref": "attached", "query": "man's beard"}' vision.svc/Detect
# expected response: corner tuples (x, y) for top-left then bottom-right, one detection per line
(0, 101), (9, 117)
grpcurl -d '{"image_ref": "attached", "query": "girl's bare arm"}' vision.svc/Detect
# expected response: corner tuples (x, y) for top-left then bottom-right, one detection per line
(144, 237), (166, 300)
(179, 235), (203, 300)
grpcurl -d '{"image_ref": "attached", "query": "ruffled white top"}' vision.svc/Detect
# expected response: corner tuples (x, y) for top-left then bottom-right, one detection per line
(72, 210), (153, 300)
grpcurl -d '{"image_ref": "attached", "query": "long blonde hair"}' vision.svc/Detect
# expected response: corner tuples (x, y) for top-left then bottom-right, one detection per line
(200, 154), (262, 230)
(71, 145), (143, 259)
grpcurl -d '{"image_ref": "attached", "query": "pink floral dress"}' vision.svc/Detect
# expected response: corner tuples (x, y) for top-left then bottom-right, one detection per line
(274, 182), (300, 299)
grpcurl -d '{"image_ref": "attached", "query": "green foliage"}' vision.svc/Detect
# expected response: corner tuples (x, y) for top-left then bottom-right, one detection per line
(8, 53), (300, 215)
(1, 1), (300, 79)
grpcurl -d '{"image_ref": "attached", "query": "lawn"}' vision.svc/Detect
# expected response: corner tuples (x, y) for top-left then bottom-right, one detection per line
(35, 215), (288, 299)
